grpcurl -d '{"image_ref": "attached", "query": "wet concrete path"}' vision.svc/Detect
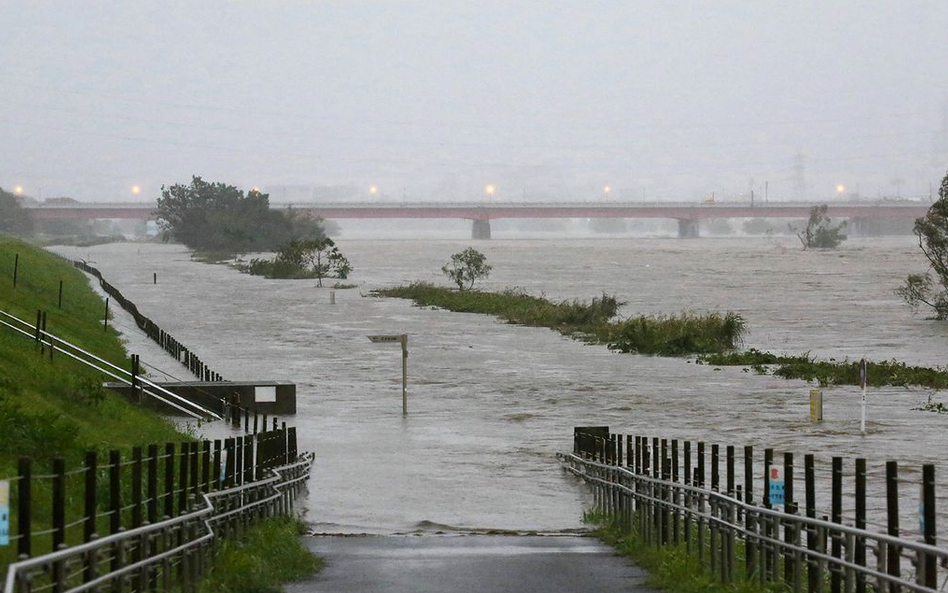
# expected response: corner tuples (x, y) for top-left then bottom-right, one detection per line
(286, 535), (653, 593)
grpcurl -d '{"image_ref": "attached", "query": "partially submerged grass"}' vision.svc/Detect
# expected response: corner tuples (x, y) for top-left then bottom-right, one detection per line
(374, 282), (745, 356)
(191, 518), (322, 593)
(699, 348), (948, 389)
(586, 511), (782, 593)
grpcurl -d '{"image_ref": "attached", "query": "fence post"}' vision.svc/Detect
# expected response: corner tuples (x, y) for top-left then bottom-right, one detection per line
(744, 445), (755, 581)
(58, 279), (63, 309)
(854, 458), (867, 593)
(684, 441), (692, 553)
(51, 457), (66, 552)
(202, 441), (211, 493)
(921, 464), (936, 589)
(13, 253), (18, 288)
(83, 451), (97, 544)
(725, 445), (735, 583)
(52, 457), (66, 593)
(235, 436), (244, 486)
(671, 439), (680, 545)
(805, 454), (818, 593)
(164, 443), (175, 518)
(832, 456), (843, 593)
(17, 457), (31, 559)
(710, 444), (719, 575)
(213, 440), (222, 490)
(147, 445), (158, 524)
(784, 452), (796, 589)
(244, 437), (254, 484)
(697, 441), (706, 562)
(885, 461), (900, 593)
(764, 448), (774, 582)
(178, 443), (189, 512)
(109, 449), (121, 580)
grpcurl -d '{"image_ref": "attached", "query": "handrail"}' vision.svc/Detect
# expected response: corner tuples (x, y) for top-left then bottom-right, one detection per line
(561, 451), (948, 593)
(0, 308), (220, 420)
(2, 453), (313, 593)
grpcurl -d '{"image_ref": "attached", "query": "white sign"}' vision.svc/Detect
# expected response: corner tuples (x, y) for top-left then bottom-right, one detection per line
(368, 334), (402, 343)
(255, 386), (277, 403)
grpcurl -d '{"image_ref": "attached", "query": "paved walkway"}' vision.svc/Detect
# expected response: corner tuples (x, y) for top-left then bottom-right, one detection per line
(286, 535), (653, 593)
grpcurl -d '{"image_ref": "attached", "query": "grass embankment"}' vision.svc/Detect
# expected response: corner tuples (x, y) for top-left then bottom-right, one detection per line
(374, 282), (745, 356)
(587, 512), (781, 593)
(189, 519), (322, 593)
(0, 238), (320, 590)
(699, 349), (948, 390)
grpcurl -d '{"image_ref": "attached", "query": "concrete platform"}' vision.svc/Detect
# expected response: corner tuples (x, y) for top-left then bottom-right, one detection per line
(287, 535), (652, 593)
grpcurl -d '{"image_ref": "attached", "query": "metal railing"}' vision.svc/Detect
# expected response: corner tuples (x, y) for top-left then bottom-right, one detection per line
(3, 453), (312, 593)
(560, 431), (948, 593)
(0, 308), (219, 420)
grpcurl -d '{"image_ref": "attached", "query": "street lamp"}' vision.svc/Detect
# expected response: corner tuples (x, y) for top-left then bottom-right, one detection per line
(836, 184), (846, 195)
(603, 185), (611, 197)
(13, 186), (23, 195)
(251, 186), (260, 193)
(369, 185), (378, 195)
(485, 184), (496, 198)
(131, 185), (141, 195)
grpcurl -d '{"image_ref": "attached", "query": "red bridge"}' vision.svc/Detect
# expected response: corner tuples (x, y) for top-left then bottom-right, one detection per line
(25, 201), (929, 238)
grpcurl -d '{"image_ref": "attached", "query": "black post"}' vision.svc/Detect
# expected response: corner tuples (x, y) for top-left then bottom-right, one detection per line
(235, 436), (244, 486)
(52, 458), (65, 552)
(13, 253), (18, 288)
(58, 279), (63, 308)
(147, 445), (158, 524)
(17, 457), (32, 559)
(178, 443), (188, 512)
(831, 456), (843, 593)
(153, 272), (157, 284)
(885, 461), (900, 593)
(855, 458), (867, 593)
(744, 445), (754, 580)
(202, 441), (211, 493)
(921, 464), (936, 589)
(213, 439), (222, 490)
(764, 448), (773, 581)
(805, 454), (817, 593)
(189, 441), (199, 497)
(83, 451), (97, 544)
(109, 450), (121, 535)
(164, 443), (175, 518)
(104, 297), (109, 331)
(244, 437), (254, 484)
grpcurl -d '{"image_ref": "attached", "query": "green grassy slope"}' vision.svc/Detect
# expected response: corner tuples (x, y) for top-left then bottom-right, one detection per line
(0, 237), (185, 565)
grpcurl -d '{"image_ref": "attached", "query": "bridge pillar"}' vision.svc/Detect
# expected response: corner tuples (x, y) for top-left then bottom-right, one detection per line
(472, 219), (492, 240)
(677, 219), (700, 238)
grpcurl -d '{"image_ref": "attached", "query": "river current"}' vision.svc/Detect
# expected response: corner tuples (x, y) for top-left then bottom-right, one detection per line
(54, 236), (947, 537)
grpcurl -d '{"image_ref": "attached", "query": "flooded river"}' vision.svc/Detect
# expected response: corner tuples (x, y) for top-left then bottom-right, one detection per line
(54, 236), (948, 537)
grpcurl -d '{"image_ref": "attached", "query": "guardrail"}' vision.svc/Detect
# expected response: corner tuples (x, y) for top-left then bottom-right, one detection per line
(2, 427), (304, 593)
(561, 428), (947, 593)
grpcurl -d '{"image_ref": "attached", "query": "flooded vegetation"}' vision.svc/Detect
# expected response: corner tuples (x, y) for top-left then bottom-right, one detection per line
(376, 283), (744, 356)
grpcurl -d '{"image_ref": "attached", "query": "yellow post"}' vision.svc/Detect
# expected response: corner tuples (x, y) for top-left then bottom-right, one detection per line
(809, 389), (823, 422)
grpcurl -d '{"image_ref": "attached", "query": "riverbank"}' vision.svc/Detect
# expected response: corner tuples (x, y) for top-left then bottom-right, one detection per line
(0, 238), (320, 590)
(374, 282), (745, 356)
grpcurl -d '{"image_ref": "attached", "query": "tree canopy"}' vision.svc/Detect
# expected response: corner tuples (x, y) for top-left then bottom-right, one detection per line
(155, 176), (326, 253)
(897, 171), (948, 319)
(0, 188), (33, 236)
(792, 204), (847, 249)
(442, 247), (492, 290)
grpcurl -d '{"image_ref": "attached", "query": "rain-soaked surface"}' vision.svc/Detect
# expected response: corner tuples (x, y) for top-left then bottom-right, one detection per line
(53, 236), (948, 537)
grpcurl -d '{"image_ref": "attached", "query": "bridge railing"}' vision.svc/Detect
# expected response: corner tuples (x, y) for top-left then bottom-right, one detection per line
(561, 428), (946, 593)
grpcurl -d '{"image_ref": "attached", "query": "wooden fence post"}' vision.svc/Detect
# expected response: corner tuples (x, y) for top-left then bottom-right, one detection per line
(885, 461), (900, 593)
(17, 457), (32, 559)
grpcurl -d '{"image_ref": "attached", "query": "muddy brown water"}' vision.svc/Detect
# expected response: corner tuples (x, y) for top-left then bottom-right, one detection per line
(54, 236), (947, 537)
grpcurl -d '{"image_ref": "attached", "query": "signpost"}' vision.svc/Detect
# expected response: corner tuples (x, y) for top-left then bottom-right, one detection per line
(859, 358), (868, 435)
(0, 480), (9, 546)
(368, 334), (409, 415)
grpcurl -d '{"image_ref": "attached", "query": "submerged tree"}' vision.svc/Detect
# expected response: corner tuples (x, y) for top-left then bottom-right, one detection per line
(896, 171), (948, 319)
(790, 204), (847, 249)
(442, 247), (492, 290)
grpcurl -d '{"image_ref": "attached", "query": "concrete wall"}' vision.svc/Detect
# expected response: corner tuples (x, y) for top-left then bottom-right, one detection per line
(106, 380), (296, 416)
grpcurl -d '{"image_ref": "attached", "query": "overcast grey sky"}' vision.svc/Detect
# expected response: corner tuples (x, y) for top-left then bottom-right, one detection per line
(2, 1), (947, 202)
